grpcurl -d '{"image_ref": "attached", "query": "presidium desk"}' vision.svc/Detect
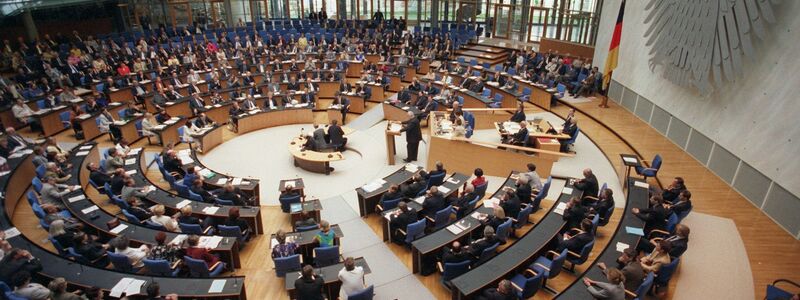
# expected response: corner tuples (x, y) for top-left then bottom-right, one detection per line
(425, 111), (574, 178)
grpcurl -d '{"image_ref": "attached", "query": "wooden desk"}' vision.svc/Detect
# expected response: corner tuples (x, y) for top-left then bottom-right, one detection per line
(236, 108), (314, 134)
(387, 74), (403, 92)
(327, 108), (343, 124)
(418, 59), (431, 74)
(345, 61), (363, 77)
(382, 102), (415, 122)
(197, 125), (224, 152)
(108, 87), (134, 103)
(290, 199), (322, 227)
(342, 94), (366, 113)
(203, 102), (233, 125)
(317, 81), (338, 98)
(153, 117), (185, 146)
(403, 66), (416, 82)
(111, 116), (143, 143)
(164, 100), (192, 118)
(33, 105), (70, 137)
(369, 84), (385, 102)
(79, 103), (125, 141)
(288, 136), (344, 175)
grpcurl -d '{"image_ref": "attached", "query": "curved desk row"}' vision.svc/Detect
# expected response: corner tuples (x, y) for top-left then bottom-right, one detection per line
(356, 164), (425, 217)
(127, 147), (263, 237)
(555, 179), (648, 299)
(0, 149), (245, 299)
(449, 180), (583, 299)
(410, 172), (518, 273)
(70, 143), (244, 268)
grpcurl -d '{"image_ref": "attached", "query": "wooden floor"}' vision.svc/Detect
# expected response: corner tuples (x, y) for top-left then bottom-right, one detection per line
(9, 73), (800, 300)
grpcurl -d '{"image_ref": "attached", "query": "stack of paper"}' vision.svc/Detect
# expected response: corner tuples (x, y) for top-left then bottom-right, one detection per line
(216, 178), (228, 185)
(109, 278), (146, 298)
(634, 181), (649, 188)
(208, 280), (226, 293)
(75, 151), (90, 157)
(484, 198), (501, 208)
(405, 163), (419, 172)
(170, 234), (188, 245)
(202, 206), (219, 214)
(446, 223), (464, 235)
(553, 202), (568, 215)
(615, 242), (630, 253)
(129, 148), (142, 155)
(3, 227), (21, 238)
(81, 205), (99, 214)
(625, 226), (645, 236)
(198, 168), (214, 178)
(446, 177), (460, 185)
(125, 170), (137, 175)
(232, 178), (242, 185)
(176, 200), (192, 209)
(438, 186), (451, 194)
(413, 196), (425, 204)
(110, 224), (129, 234)
(470, 211), (488, 221)
(561, 187), (573, 195)
(199, 236), (223, 248)
(125, 159), (136, 165)
(79, 145), (94, 150)
(361, 179), (386, 193)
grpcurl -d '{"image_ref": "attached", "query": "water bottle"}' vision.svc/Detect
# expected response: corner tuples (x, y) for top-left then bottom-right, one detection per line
(300, 127), (304, 138)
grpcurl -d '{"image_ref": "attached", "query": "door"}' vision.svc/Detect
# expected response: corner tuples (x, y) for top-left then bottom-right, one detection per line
(493, 4), (513, 39)
(526, 6), (549, 42)
(210, 0), (228, 28)
(169, 1), (192, 28)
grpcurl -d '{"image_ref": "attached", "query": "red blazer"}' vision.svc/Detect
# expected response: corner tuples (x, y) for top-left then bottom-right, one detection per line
(185, 247), (219, 266)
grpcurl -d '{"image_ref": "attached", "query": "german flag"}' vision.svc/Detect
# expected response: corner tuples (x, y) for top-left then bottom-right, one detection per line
(603, 0), (625, 90)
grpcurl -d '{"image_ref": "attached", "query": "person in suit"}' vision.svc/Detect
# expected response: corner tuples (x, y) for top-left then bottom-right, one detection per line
(4, 127), (31, 149)
(177, 205), (212, 230)
(583, 267), (626, 300)
(294, 265), (325, 300)
(506, 121), (529, 146)
(190, 179), (216, 203)
(563, 197), (588, 231)
(421, 186), (446, 219)
(499, 188), (521, 221)
(632, 195), (670, 234)
(560, 117), (578, 152)
(509, 102), (525, 123)
(104, 148), (124, 171)
(338, 79), (351, 93)
(639, 223), (690, 257)
(514, 175), (533, 205)
(660, 177), (687, 203)
(111, 235), (149, 268)
(188, 93), (207, 115)
(0, 249), (43, 284)
(86, 162), (111, 187)
(121, 177), (150, 202)
(334, 95), (350, 123)
(11, 271), (50, 300)
(557, 218), (594, 253)
(223, 207), (250, 237)
(216, 184), (250, 206)
(598, 247), (645, 294)
(452, 184), (478, 218)
(467, 226), (498, 258)
(39, 176), (76, 210)
(442, 241), (472, 264)
(389, 201), (418, 244)
(327, 119), (347, 150)
(310, 124), (328, 150)
(574, 168), (599, 198)
(399, 112), (422, 162)
(476, 279), (517, 300)
(640, 240), (672, 274)
(194, 112), (215, 128)
(667, 190), (692, 217)
(486, 206), (508, 230)
(379, 185), (403, 210)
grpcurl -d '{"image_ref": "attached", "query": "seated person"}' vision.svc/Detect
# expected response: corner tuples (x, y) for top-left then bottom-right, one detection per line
(147, 232), (180, 264)
(639, 240), (671, 274)
(111, 235), (149, 268)
(185, 234), (220, 266)
(639, 223), (690, 257)
(666, 190), (692, 217)
(563, 197), (589, 231)
(486, 206), (508, 230)
(476, 279), (517, 300)
(190, 178), (216, 203)
(632, 195), (670, 234)
(556, 218), (594, 253)
(400, 172), (427, 198)
(597, 247), (645, 294)
(574, 168), (599, 199)
(498, 188), (521, 222)
(215, 183), (251, 206)
(223, 207), (251, 238)
(420, 186), (446, 219)
(583, 267), (625, 300)
(452, 184), (478, 218)
(441, 241), (472, 264)
(313, 220), (336, 247)
(467, 227), (498, 258)
(177, 205), (213, 230)
(389, 202), (418, 244)
(271, 229), (298, 258)
(504, 121), (529, 146)
(149, 204), (180, 232)
(126, 196), (153, 222)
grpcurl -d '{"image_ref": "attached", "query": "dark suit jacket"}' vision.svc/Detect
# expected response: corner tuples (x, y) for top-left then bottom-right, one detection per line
(442, 248), (472, 264)
(294, 277), (325, 300)
(510, 111), (525, 123)
(328, 124), (346, 145)
(512, 127), (529, 143)
(666, 236), (688, 257)
(421, 194), (446, 218)
(477, 288), (518, 300)
(563, 204), (588, 230)
(515, 184), (532, 205)
(390, 209), (418, 230)
(90, 170), (112, 186)
(500, 197), (521, 221)
(402, 118), (423, 143)
(575, 174), (599, 197)
(468, 236), (499, 257)
(557, 231), (593, 253)
(110, 176), (126, 195)
(190, 185), (215, 203)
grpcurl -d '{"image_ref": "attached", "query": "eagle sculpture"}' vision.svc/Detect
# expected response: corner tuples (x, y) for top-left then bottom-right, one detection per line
(643, 0), (781, 95)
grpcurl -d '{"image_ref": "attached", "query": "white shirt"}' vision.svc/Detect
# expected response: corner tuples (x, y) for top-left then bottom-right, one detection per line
(116, 245), (148, 268)
(12, 104), (35, 120)
(338, 266), (365, 299)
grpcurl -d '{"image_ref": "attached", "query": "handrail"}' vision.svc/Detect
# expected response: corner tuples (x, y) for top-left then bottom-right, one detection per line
(446, 136), (575, 157)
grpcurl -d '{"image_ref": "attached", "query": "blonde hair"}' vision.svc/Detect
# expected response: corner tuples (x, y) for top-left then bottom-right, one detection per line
(151, 204), (166, 216)
(493, 206), (506, 219)
(49, 219), (67, 236)
(180, 205), (192, 215)
(606, 268), (625, 285)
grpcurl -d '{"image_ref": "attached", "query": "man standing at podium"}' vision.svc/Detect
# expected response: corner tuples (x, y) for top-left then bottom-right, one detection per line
(400, 111), (422, 162)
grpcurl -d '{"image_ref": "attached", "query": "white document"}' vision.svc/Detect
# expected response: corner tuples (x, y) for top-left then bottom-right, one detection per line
(554, 202), (568, 215)
(125, 170), (137, 175)
(634, 181), (650, 188)
(79, 145), (94, 150)
(3, 227), (21, 239)
(216, 178), (228, 185)
(484, 198), (501, 208)
(446, 223), (464, 235)
(623, 157), (638, 164)
(446, 177), (460, 185)
(413, 196), (425, 204)
(125, 159), (136, 165)
(561, 187), (573, 195)
(389, 123), (402, 132)
(616, 242), (630, 253)
(68, 195), (86, 203)
(199, 236), (223, 248)
(438, 186), (451, 194)
(176, 200), (192, 209)
(75, 151), (90, 156)
(203, 206), (220, 214)
(170, 234), (188, 245)
(110, 278), (133, 298)
(232, 178), (242, 185)
(405, 163), (419, 172)
(208, 279), (226, 293)
(81, 205), (99, 214)
(110, 224), (129, 234)
(129, 148), (142, 155)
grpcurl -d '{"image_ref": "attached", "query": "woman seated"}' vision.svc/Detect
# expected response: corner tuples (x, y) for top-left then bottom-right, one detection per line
(149, 204), (180, 232)
(271, 230), (298, 259)
(49, 220), (77, 250)
(486, 206), (508, 230)
(111, 235), (150, 268)
(640, 240), (672, 274)
(147, 232), (180, 264)
(185, 234), (220, 266)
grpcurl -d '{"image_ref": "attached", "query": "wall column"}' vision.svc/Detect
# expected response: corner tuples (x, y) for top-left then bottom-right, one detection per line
(431, 0), (440, 28)
(518, 0), (530, 41)
(22, 10), (38, 41)
(224, 0), (235, 25)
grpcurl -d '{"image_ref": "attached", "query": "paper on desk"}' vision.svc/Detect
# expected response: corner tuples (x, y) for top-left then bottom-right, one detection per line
(634, 181), (649, 189)
(170, 234), (188, 245)
(125, 170), (137, 175)
(232, 178), (242, 185)
(446, 223), (464, 235)
(484, 198), (501, 208)
(561, 187), (573, 195)
(125, 159), (136, 165)
(79, 145), (94, 150)
(622, 157), (638, 164)
(554, 202), (568, 216)
(176, 200), (192, 209)
(446, 177), (460, 185)
(199, 236), (223, 248)
(470, 211), (488, 221)
(153, 125), (166, 130)
(68, 195), (86, 203)
(405, 163), (419, 171)
(110, 224), (129, 234)
(75, 151), (90, 156)
(113, 121), (126, 126)
(216, 178), (228, 185)
(208, 279), (226, 293)
(203, 206), (220, 214)
(438, 186), (451, 194)
(198, 168), (214, 177)
(616, 242), (630, 253)
(109, 278), (132, 298)
(625, 226), (645, 236)
(81, 205), (99, 214)
(129, 148), (142, 155)
(413, 196), (425, 204)
(3, 227), (21, 239)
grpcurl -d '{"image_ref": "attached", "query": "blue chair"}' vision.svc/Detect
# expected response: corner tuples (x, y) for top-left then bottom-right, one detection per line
(464, 111), (475, 138)
(562, 127), (579, 152)
(626, 272), (655, 300)
(766, 279), (800, 300)
(510, 270), (545, 299)
(26, 190), (38, 206)
(35, 164), (46, 179)
(174, 182), (190, 198)
(111, 194), (130, 210)
(184, 255), (225, 277)
(143, 259), (181, 276)
(565, 240), (595, 272)
(108, 251), (139, 272)
(598, 202), (615, 226)
(121, 209), (142, 223)
(32, 177), (43, 193)
(398, 219), (427, 245)
(531, 177), (552, 211)
(556, 83), (567, 99)
(654, 256), (680, 287)
(218, 225), (250, 245)
(495, 218), (513, 244)
(426, 172), (446, 188)
(427, 205), (453, 230)
(474, 182), (489, 198)
(295, 224), (318, 232)
(313, 245), (340, 267)
(60, 111), (72, 128)
(215, 198), (235, 206)
(477, 242), (500, 264)
(144, 219), (167, 231)
(529, 248), (568, 293)
(273, 254), (302, 277)
(481, 89), (491, 98)
(376, 197), (402, 212)
(347, 285), (375, 300)
(31, 203), (46, 219)
(511, 204), (533, 236)
(103, 182), (114, 197)
(88, 178), (104, 193)
(676, 204), (692, 222)
(635, 154), (662, 180)
(179, 222), (212, 235)
(187, 190), (204, 202)
(520, 87), (532, 101)
(279, 194), (301, 213)
(2, 282), (27, 300)
(437, 260), (471, 286)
